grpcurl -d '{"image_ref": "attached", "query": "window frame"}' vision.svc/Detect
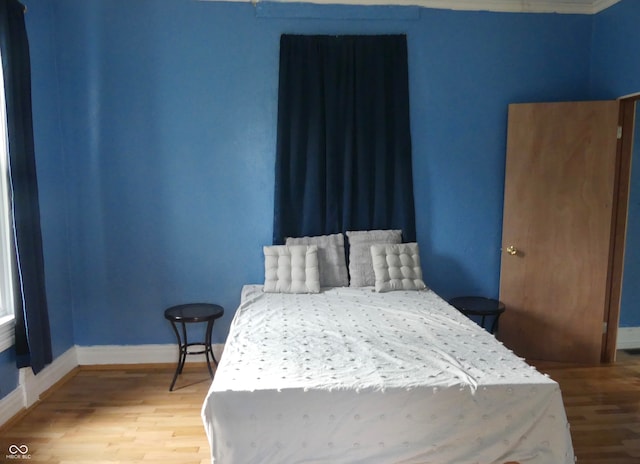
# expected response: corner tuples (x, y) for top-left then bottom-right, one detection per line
(0, 315), (14, 352)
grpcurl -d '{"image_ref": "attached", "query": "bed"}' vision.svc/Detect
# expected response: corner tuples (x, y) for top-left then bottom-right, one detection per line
(201, 284), (574, 464)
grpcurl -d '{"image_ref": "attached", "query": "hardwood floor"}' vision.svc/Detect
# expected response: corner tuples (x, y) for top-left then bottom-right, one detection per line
(0, 365), (212, 463)
(0, 355), (638, 463)
(532, 352), (640, 464)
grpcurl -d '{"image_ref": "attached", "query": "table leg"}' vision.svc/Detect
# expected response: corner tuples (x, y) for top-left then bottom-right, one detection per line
(491, 314), (501, 334)
(205, 319), (215, 377)
(168, 320), (184, 391)
(178, 322), (189, 375)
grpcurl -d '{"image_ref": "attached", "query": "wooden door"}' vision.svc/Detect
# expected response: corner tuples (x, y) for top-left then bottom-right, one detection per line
(499, 101), (620, 363)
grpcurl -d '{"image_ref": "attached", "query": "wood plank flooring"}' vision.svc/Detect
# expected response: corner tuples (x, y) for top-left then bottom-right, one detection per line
(0, 365), (212, 463)
(532, 352), (640, 464)
(0, 354), (638, 463)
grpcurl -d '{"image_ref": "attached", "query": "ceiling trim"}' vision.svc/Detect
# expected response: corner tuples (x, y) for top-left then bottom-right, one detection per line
(214, 0), (622, 14)
(592, 0), (621, 13)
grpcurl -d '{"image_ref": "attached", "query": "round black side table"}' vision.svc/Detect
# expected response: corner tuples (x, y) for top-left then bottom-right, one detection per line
(164, 303), (224, 391)
(449, 296), (505, 334)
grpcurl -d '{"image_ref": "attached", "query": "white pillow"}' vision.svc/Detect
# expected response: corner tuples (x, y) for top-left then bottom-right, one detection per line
(285, 233), (348, 287)
(346, 230), (402, 287)
(263, 245), (320, 293)
(370, 243), (427, 292)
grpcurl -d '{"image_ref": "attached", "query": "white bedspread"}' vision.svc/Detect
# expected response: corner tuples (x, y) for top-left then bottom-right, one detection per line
(202, 285), (574, 464)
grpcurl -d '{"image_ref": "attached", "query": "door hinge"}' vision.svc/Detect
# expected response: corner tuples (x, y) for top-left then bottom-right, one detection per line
(603, 321), (608, 334)
(617, 126), (623, 139)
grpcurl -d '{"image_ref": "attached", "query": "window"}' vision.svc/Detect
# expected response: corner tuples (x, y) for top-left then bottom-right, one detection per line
(0, 48), (16, 353)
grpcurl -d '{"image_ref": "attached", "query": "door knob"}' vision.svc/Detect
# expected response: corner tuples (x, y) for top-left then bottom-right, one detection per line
(506, 245), (518, 256)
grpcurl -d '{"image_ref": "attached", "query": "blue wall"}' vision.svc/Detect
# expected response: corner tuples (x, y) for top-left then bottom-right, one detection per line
(27, 0), (75, 359)
(591, 0), (640, 328)
(32, 0), (593, 349)
(0, 348), (18, 399)
(621, 104), (640, 327)
(2, 0), (638, 399)
(591, 0), (640, 98)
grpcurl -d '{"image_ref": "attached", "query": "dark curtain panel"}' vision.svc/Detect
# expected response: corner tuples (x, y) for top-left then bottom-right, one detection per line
(0, 0), (52, 374)
(273, 34), (416, 244)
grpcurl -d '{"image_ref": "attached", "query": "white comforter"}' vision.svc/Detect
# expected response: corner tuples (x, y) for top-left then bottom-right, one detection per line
(202, 285), (574, 464)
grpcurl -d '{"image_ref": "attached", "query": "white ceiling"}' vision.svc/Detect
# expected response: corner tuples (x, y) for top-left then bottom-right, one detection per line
(237, 0), (622, 14)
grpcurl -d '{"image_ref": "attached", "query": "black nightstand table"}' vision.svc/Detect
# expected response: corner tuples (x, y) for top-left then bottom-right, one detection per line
(164, 303), (224, 391)
(449, 296), (505, 334)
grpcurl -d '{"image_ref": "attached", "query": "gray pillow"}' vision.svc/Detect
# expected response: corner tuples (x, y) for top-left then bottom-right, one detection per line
(263, 245), (320, 293)
(285, 233), (348, 287)
(370, 243), (427, 292)
(346, 230), (402, 287)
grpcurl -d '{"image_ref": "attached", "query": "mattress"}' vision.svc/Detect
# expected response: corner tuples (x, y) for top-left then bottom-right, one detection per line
(202, 285), (574, 464)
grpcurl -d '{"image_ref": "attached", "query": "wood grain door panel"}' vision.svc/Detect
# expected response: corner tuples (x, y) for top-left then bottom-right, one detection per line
(499, 101), (620, 363)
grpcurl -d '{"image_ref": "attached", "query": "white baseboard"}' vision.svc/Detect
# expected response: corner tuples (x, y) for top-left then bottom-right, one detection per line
(0, 346), (78, 426)
(616, 327), (640, 350)
(19, 347), (79, 408)
(0, 343), (225, 428)
(0, 386), (24, 428)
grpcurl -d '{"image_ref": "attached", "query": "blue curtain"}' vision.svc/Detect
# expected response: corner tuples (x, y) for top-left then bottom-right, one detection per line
(0, 0), (52, 374)
(273, 34), (416, 244)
